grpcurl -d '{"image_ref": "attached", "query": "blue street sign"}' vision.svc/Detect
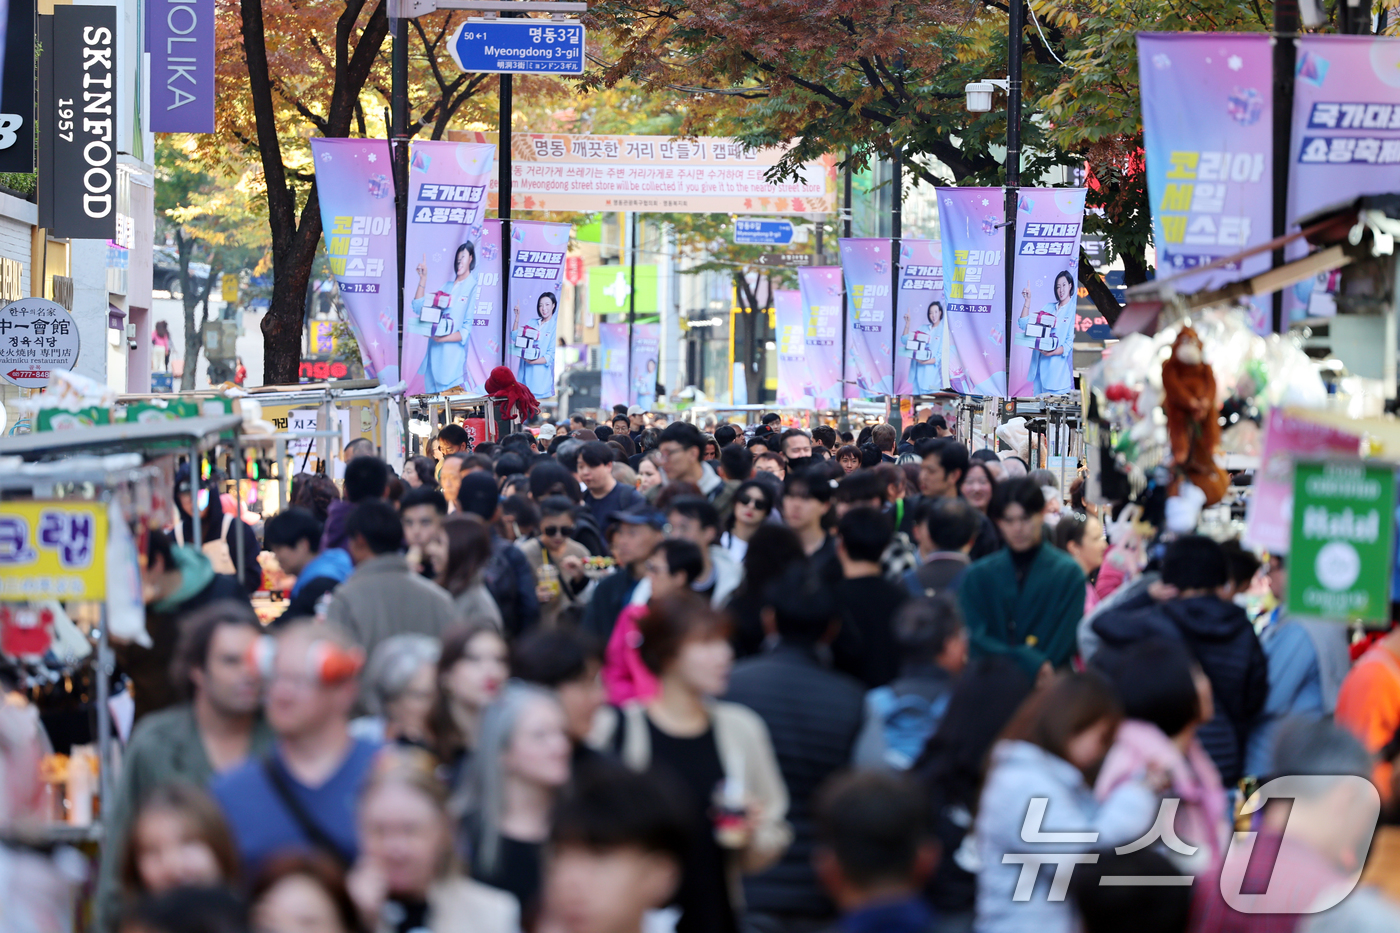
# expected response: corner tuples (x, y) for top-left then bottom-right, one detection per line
(733, 218), (795, 246)
(450, 19), (585, 75)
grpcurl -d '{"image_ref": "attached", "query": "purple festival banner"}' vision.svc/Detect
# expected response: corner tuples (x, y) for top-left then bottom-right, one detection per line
(402, 141), (498, 396)
(795, 266), (844, 409)
(1289, 36), (1400, 225)
(1138, 33), (1273, 333)
(507, 221), (571, 400)
(599, 322), (629, 410)
(1009, 189), (1087, 398)
(773, 289), (807, 408)
(630, 323), (659, 409)
(150, 0), (214, 132)
(935, 188), (1007, 397)
(838, 239), (895, 397)
(895, 240), (946, 396)
(309, 138), (400, 384)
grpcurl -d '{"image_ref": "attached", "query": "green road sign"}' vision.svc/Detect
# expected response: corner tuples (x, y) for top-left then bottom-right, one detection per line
(1288, 460), (1395, 625)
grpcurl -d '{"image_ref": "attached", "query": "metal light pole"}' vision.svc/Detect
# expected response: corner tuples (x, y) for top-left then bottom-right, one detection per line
(1270, 0), (1298, 335)
(1003, 0), (1023, 398)
(839, 158), (852, 432)
(891, 144), (902, 432)
(499, 70), (513, 435)
(392, 16), (409, 374)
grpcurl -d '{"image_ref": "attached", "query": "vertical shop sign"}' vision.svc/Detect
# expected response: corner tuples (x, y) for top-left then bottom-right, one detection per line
(150, 0), (215, 132)
(38, 5), (116, 239)
(1289, 36), (1400, 225)
(629, 323), (659, 409)
(1288, 461), (1395, 624)
(773, 288), (807, 408)
(935, 188), (1007, 397)
(1008, 189), (1087, 398)
(837, 238), (895, 398)
(599, 322), (629, 410)
(0, 0), (35, 173)
(894, 240), (946, 396)
(1137, 33), (1273, 332)
(309, 138), (400, 385)
(795, 266), (843, 409)
(505, 221), (570, 400)
(400, 140), (499, 396)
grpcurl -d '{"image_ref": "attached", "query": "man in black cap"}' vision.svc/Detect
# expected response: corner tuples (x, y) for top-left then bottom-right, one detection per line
(458, 471), (540, 637)
(581, 506), (666, 646)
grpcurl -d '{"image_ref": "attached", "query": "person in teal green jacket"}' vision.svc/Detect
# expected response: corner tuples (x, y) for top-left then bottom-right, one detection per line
(958, 478), (1085, 681)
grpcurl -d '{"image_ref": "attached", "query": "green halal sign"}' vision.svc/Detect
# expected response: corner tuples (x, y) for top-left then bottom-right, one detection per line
(1288, 461), (1395, 624)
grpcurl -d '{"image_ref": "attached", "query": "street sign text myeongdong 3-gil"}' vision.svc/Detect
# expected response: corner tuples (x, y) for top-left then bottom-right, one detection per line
(450, 19), (585, 75)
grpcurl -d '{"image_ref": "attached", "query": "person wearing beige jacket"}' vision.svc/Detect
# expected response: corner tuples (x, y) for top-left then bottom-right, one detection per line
(590, 593), (791, 933)
(349, 753), (521, 933)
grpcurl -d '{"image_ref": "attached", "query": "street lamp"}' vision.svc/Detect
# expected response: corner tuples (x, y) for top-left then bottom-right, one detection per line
(964, 0), (1023, 396)
(964, 78), (1009, 114)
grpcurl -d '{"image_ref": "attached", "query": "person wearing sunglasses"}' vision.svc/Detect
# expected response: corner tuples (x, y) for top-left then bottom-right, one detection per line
(519, 496), (590, 629)
(718, 479), (773, 564)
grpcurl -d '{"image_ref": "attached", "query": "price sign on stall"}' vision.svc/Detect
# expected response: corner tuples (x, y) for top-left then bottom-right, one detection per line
(0, 502), (108, 600)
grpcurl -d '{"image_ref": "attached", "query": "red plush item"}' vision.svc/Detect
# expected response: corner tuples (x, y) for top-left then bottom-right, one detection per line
(484, 366), (540, 423)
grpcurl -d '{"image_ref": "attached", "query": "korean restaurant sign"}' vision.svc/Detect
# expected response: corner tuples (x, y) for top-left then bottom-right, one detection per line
(448, 130), (838, 214)
(0, 298), (80, 388)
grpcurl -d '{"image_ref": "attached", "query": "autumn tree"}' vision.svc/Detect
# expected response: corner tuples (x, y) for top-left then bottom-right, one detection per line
(206, 0), (387, 384)
(580, 0), (1273, 322)
(155, 136), (269, 388)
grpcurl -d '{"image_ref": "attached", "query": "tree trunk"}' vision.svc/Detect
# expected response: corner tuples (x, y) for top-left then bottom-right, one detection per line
(1122, 251), (1150, 287)
(240, 0), (388, 385)
(1078, 251), (1122, 326)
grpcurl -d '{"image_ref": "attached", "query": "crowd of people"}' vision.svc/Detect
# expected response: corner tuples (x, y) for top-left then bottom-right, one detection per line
(99, 404), (1400, 933)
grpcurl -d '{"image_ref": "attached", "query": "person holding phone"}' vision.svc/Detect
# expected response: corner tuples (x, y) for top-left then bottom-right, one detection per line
(901, 300), (946, 395)
(412, 242), (480, 394)
(511, 291), (558, 398)
(1019, 271), (1077, 396)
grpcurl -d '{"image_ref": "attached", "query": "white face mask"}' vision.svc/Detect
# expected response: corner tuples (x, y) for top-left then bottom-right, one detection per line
(1176, 341), (1203, 366)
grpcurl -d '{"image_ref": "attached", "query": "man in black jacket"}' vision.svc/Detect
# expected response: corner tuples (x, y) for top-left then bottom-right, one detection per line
(724, 566), (865, 933)
(1090, 534), (1268, 786)
(581, 507), (665, 646)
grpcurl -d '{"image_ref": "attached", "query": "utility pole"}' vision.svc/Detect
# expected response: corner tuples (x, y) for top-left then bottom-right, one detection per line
(1271, 0), (1297, 335)
(392, 15), (409, 377)
(891, 144), (902, 433)
(839, 158), (853, 432)
(499, 71), (513, 433)
(628, 211), (637, 404)
(1004, 0), (1023, 400)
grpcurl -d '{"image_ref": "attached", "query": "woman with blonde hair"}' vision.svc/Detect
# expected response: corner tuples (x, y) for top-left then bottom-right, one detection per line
(349, 752), (519, 933)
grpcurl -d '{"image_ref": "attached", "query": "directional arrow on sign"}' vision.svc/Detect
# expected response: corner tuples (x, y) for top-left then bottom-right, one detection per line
(8, 369), (48, 381)
(754, 253), (813, 267)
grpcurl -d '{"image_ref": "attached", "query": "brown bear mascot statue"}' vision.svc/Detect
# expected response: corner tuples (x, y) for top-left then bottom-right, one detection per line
(1160, 326), (1229, 506)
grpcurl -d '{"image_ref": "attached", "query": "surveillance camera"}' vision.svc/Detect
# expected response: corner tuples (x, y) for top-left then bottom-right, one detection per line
(965, 81), (996, 113)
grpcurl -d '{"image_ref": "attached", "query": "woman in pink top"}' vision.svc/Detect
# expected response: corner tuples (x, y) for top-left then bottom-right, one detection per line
(1052, 512), (1108, 616)
(603, 538), (706, 705)
(1094, 639), (1228, 875)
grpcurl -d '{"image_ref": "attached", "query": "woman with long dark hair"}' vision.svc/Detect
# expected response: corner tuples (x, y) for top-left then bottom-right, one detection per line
(914, 658), (1033, 932)
(429, 514), (503, 630)
(717, 479), (773, 564)
(975, 672), (1157, 933)
(431, 622), (509, 778)
(725, 524), (807, 658)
